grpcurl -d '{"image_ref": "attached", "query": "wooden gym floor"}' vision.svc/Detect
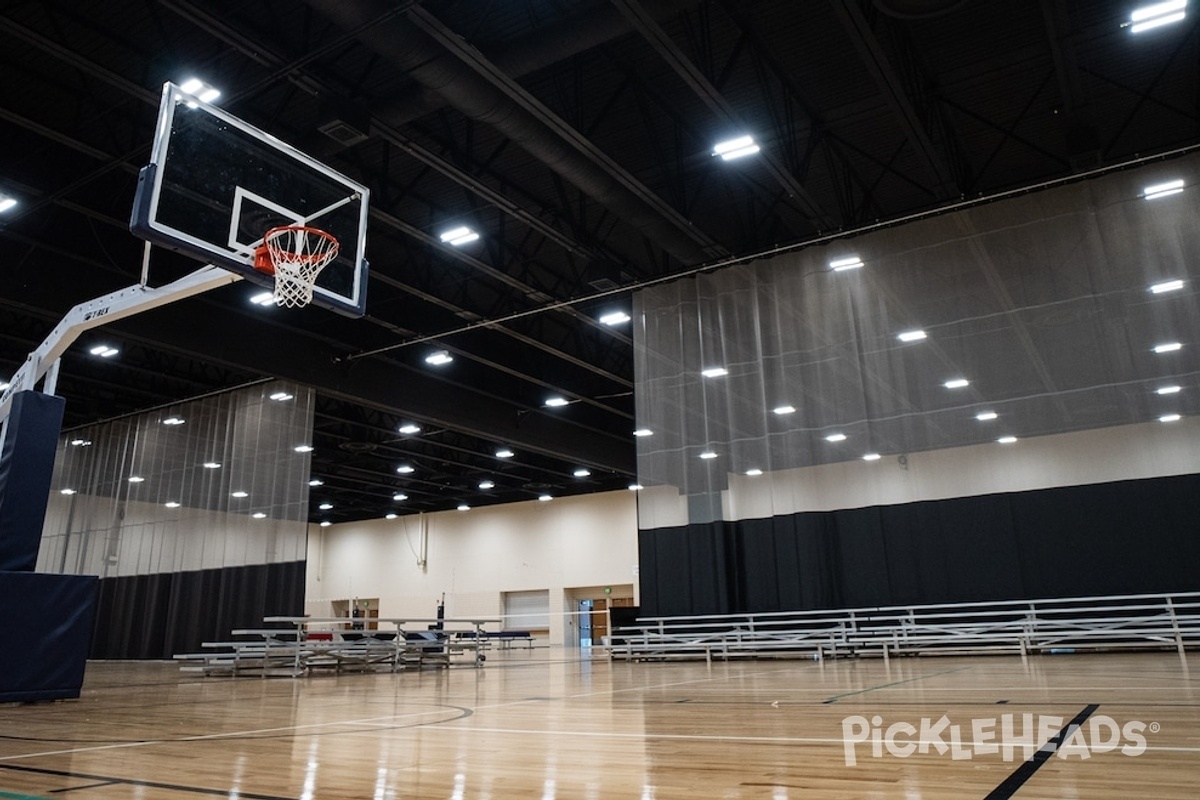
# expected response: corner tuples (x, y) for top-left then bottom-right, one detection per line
(1, 649), (1198, 799)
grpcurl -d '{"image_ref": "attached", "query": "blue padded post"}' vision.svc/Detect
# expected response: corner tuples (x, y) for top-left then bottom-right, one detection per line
(0, 390), (66, 572)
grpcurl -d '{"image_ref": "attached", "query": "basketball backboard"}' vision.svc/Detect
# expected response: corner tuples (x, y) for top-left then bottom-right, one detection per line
(130, 82), (369, 317)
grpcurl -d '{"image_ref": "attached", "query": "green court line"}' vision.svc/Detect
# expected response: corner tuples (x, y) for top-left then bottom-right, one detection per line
(0, 791), (51, 800)
(821, 665), (973, 704)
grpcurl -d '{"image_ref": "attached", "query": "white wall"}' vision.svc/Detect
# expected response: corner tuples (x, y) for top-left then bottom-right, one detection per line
(306, 489), (638, 646)
(723, 417), (1200, 519)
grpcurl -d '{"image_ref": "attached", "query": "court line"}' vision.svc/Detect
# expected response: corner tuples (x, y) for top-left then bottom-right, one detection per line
(984, 704), (1099, 800)
(821, 665), (973, 703)
(0, 763), (293, 800)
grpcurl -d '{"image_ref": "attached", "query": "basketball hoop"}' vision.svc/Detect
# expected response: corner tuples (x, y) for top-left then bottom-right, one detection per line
(253, 225), (340, 308)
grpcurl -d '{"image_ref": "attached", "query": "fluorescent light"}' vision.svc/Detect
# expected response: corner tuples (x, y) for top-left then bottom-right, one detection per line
(1150, 279), (1185, 294)
(179, 77), (220, 103)
(308, 478), (323, 486)
(1130, 1), (1188, 33)
(60, 488), (77, 495)
(830, 256), (864, 271)
(944, 378), (970, 389)
(439, 226), (479, 246)
(457, 504), (470, 511)
(396, 465), (415, 475)
(825, 433), (847, 442)
(250, 292), (275, 306)
(712, 135), (760, 160)
(252, 512), (267, 519)
(294, 444), (314, 453)
(745, 468), (763, 476)
(385, 513), (398, 520)
(699, 451), (718, 459)
(319, 520), (332, 527)
(1159, 413), (1182, 423)
(318, 502), (333, 510)
(1157, 385), (1182, 395)
(425, 350), (454, 366)
(538, 494), (552, 502)
(269, 391), (294, 401)
(231, 491), (249, 498)
(1143, 178), (1185, 198)
(1154, 342), (1182, 353)
(633, 428), (653, 437)
(600, 311), (631, 325)
(628, 483), (643, 491)
(997, 435), (1018, 444)
(701, 367), (728, 378)
(545, 396), (570, 407)
(897, 330), (927, 342)
(162, 417), (185, 426)
(89, 345), (119, 357)
(496, 448), (515, 458)
(862, 453), (882, 461)
(128, 476), (145, 483)
(573, 468), (591, 477)
(0, 195), (17, 213)
(165, 501), (181, 508)
(393, 493), (408, 501)
(478, 481), (495, 490)
(203, 461), (222, 469)
(398, 424), (421, 434)
(773, 405), (796, 415)
(976, 411), (999, 421)
(70, 439), (92, 447)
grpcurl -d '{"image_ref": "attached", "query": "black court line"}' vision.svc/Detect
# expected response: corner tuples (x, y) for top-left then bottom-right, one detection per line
(0, 765), (293, 800)
(821, 666), (972, 704)
(983, 703), (1099, 800)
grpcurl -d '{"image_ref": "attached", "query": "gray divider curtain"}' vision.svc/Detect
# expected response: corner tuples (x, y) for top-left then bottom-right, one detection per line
(632, 152), (1200, 617)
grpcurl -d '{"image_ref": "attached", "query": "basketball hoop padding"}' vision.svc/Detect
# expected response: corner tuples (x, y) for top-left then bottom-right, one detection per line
(253, 225), (340, 308)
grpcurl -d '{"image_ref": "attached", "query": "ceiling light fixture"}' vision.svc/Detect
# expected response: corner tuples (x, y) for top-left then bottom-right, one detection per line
(1156, 385), (1182, 395)
(128, 476), (145, 483)
(544, 396), (570, 408)
(862, 453), (882, 461)
(538, 494), (552, 502)
(1143, 178), (1186, 198)
(1159, 413), (1182, 422)
(712, 135), (760, 160)
(393, 493), (408, 501)
(701, 367), (728, 378)
(897, 330), (927, 342)
(633, 429), (653, 437)
(89, 345), (119, 358)
(269, 391), (294, 401)
(1149, 279), (1185, 293)
(496, 448), (515, 458)
(628, 483), (643, 491)
(825, 433), (847, 442)
(60, 488), (77, 495)
(997, 436), (1018, 444)
(203, 461), (221, 469)
(179, 77), (221, 103)
(944, 378), (970, 389)
(439, 226), (480, 246)
(573, 468), (591, 477)
(385, 513), (398, 520)
(252, 512), (267, 519)
(70, 439), (92, 447)
(162, 416), (185, 426)
(976, 411), (999, 421)
(250, 292), (275, 306)
(830, 256), (864, 271)
(294, 445), (314, 453)
(425, 350), (454, 366)
(398, 423), (422, 434)
(478, 480), (495, 490)
(308, 478), (323, 486)
(318, 502), (333, 510)
(320, 520), (332, 527)
(699, 451), (718, 459)
(231, 491), (248, 498)
(1129, 1), (1188, 33)
(0, 194), (17, 213)
(600, 311), (631, 325)
(396, 465), (415, 474)
(773, 405), (796, 415)
(745, 468), (763, 476)
(165, 501), (181, 508)
(457, 504), (470, 511)
(1154, 342), (1183, 353)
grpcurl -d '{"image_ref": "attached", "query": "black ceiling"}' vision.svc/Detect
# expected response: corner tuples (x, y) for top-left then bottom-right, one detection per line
(1, 0), (1197, 523)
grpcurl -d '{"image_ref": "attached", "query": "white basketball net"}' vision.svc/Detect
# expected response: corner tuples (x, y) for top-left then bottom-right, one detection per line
(263, 226), (340, 308)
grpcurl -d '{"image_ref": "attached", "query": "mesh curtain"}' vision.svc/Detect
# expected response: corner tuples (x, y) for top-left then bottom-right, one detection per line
(633, 152), (1200, 529)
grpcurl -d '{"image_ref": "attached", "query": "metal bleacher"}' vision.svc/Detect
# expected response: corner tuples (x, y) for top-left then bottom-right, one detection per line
(609, 592), (1200, 665)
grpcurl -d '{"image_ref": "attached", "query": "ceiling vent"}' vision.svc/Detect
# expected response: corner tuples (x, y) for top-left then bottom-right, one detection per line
(318, 119), (369, 147)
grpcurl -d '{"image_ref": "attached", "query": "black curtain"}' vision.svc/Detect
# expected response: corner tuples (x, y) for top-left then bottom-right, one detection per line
(89, 560), (306, 659)
(638, 474), (1200, 616)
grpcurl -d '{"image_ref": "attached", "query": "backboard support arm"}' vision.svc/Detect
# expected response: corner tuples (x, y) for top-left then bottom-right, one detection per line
(0, 265), (242, 426)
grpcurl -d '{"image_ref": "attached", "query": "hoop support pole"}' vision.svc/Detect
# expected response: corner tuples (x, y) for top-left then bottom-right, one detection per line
(0, 264), (242, 424)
